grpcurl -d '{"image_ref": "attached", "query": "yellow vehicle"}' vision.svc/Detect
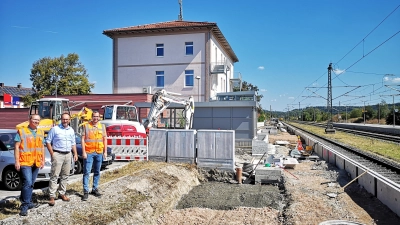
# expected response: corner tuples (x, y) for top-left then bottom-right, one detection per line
(16, 98), (71, 134)
(16, 97), (146, 137)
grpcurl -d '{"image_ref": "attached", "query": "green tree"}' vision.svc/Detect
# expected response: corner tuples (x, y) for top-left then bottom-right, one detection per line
(232, 80), (264, 114)
(350, 108), (362, 118)
(385, 106), (400, 125)
(378, 100), (390, 120)
(364, 105), (376, 120)
(25, 53), (94, 105)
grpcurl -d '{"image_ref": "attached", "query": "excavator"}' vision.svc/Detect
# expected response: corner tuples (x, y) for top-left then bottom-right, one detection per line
(16, 97), (71, 134)
(16, 89), (195, 137)
(143, 89), (195, 132)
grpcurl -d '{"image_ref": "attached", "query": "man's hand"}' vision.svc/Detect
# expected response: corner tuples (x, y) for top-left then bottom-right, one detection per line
(82, 152), (87, 159)
(40, 159), (45, 169)
(103, 152), (107, 160)
(73, 154), (78, 162)
(15, 161), (20, 171)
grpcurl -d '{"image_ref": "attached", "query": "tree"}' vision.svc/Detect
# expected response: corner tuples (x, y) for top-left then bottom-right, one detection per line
(232, 80), (264, 113)
(350, 108), (362, 118)
(385, 106), (400, 125)
(25, 53), (94, 105)
(378, 100), (390, 120)
(364, 105), (376, 120)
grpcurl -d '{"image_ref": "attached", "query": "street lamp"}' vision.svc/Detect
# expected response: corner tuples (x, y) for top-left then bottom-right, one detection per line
(195, 76), (201, 102)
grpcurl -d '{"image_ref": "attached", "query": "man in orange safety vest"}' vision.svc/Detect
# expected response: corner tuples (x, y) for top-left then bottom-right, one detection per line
(14, 114), (45, 216)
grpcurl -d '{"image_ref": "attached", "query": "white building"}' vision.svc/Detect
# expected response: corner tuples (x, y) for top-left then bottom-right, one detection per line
(103, 20), (239, 102)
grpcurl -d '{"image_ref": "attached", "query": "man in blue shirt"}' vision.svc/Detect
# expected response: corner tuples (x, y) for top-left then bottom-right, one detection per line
(46, 113), (78, 206)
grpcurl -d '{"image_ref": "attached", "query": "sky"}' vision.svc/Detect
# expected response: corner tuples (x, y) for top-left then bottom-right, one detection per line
(1, 0), (399, 112)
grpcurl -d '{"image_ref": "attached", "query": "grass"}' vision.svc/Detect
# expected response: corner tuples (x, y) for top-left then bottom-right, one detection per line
(0, 161), (195, 222)
(290, 122), (400, 163)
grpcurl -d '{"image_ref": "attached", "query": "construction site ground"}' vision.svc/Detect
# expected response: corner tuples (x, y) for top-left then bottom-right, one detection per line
(2, 132), (400, 225)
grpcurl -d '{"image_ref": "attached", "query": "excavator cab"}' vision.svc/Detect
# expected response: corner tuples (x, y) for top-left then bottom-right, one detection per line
(17, 98), (71, 134)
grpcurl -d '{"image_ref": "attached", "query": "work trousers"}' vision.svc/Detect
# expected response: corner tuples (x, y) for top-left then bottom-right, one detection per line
(48, 152), (71, 197)
(20, 166), (39, 211)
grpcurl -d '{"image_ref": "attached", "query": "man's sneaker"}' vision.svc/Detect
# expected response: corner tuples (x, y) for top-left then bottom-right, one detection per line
(90, 189), (102, 197)
(28, 203), (39, 209)
(19, 209), (28, 216)
(48, 197), (55, 206)
(82, 193), (88, 201)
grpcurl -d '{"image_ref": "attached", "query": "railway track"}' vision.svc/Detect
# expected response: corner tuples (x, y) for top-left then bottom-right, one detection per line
(297, 121), (400, 143)
(285, 121), (400, 185)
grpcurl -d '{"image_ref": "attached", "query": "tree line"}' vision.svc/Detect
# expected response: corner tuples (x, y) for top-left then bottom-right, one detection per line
(266, 101), (400, 125)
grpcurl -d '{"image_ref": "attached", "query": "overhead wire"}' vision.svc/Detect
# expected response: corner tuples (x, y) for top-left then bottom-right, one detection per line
(289, 4), (400, 111)
(334, 4), (400, 65)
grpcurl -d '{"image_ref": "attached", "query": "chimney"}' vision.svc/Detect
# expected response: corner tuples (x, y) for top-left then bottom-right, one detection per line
(0, 83), (4, 87)
(17, 83), (22, 88)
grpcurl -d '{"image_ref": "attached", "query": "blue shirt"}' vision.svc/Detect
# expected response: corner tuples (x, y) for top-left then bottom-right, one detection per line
(46, 124), (76, 152)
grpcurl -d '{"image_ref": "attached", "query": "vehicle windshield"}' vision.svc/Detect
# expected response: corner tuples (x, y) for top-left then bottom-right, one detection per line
(0, 131), (17, 150)
(116, 106), (138, 121)
(35, 100), (70, 120)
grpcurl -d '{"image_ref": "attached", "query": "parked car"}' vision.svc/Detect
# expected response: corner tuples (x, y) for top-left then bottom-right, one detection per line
(73, 134), (115, 174)
(0, 129), (52, 191)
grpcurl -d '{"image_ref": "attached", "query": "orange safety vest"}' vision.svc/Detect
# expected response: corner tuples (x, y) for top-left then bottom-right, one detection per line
(83, 122), (106, 154)
(17, 128), (44, 167)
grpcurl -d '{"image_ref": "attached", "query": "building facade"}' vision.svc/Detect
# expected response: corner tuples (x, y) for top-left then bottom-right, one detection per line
(103, 20), (239, 102)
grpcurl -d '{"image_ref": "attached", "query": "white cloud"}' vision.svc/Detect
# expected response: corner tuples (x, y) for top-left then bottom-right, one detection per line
(288, 96), (295, 100)
(392, 77), (400, 83)
(259, 88), (267, 92)
(333, 69), (345, 75)
(270, 99), (277, 102)
(258, 66), (264, 70)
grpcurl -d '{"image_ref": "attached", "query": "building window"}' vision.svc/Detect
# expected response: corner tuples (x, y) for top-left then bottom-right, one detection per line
(156, 44), (164, 57)
(185, 42), (193, 55)
(156, 71), (164, 87)
(185, 70), (194, 87)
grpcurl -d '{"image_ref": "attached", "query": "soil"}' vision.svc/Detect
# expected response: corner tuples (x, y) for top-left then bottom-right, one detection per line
(2, 132), (400, 225)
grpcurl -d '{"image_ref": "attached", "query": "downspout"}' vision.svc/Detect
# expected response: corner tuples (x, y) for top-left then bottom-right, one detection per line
(205, 30), (211, 101)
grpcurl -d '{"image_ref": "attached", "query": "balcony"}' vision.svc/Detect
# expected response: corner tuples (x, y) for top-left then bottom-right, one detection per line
(210, 61), (230, 74)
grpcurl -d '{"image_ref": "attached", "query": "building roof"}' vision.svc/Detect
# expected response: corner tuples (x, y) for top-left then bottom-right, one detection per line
(103, 20), (239, 63)
(0, 84), (35, 97)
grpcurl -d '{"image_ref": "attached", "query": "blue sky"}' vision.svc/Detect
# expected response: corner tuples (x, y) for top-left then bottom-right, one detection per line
(1, 0), (399, 112)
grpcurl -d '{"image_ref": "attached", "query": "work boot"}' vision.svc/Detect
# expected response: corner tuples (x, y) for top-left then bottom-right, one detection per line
(58, 195), (70, 202)
(48, 197), (55, 206)
(90, 189), (102, 197)
(28, 203), (39, 209)
(82, 192), (88, 201)
(19, 209), (28, 216)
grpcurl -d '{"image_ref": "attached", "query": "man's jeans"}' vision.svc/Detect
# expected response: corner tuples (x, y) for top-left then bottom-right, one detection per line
(20, 166), (39, 210)
(83, 152), (103, 193)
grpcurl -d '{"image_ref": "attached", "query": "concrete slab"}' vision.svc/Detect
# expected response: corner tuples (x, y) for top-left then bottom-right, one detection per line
(255, 166), (282, 184)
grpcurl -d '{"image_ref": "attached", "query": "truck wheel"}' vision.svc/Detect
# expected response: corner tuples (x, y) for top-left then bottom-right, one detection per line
(3, 168), (22, 191)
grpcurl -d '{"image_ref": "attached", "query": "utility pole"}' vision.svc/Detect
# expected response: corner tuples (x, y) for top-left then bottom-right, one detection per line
(299, 102), (301, 121)
(362, 101), (366, 125)
(378, 103), (380, 124)
(325, 63), (335, 133)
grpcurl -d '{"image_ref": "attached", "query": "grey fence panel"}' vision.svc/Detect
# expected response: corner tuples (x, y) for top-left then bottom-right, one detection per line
(197, 130), (235, 171)
(167, 130), (196, 164)
(148, 129), (167, 162)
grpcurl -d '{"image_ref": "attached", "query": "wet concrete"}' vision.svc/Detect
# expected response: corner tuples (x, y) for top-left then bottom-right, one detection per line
(176, 182), (284, 211)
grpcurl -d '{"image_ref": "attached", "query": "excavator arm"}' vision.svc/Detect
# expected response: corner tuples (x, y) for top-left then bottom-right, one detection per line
(143, 89), (194, 130)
